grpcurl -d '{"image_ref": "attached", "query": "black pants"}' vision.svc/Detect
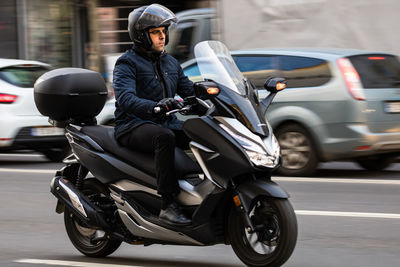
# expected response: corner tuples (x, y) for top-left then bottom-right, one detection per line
(118, 123), (190, 195)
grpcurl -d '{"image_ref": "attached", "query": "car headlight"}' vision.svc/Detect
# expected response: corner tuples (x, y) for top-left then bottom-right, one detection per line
(219, 124), (279, 168)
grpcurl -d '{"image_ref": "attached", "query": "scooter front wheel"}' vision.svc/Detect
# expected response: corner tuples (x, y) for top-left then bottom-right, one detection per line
(228, 197), (298, 267)
(64, 179), (122, 257)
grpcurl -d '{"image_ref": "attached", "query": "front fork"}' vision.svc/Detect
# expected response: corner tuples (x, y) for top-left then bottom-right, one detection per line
(232, 178), (289, 234)
(232, 192), (256, 234)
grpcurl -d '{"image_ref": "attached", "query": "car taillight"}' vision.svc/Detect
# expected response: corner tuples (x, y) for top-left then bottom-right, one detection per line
(0, 93), (18, 103)
(368, 56), (385, 60)
(337, 58), (365, 100)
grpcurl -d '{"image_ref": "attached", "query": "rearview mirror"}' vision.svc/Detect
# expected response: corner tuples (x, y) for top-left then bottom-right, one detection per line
(264, 78), (287, 93)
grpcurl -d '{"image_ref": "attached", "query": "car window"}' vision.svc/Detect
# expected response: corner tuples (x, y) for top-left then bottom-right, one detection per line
(278, 55), (331, 88)
(178, 26), (194, 48)
(0, 65), (49, 88)
(234, 56), (276, 72)
(233, 55), (279, 88)
(167, 21), (196, 62)
(184, 63), (200, 77)
(348, 54), (400, 88)
(183, 63), (203, 82)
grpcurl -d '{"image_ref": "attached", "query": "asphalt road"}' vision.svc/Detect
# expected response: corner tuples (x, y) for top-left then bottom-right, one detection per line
(0, 153), (400, 267)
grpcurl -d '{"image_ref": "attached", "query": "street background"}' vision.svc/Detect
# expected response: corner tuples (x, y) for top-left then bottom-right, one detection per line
(1, 153), (400, 267)
(1, 0), (400, 266)
(2, 0), (400, 71)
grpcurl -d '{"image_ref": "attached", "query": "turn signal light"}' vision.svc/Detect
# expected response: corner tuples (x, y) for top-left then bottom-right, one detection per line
(207, 87), (220, 95)
(0, 93), (18, 104)
(233, 195), (241, 207)
(276, 82), (286, 91)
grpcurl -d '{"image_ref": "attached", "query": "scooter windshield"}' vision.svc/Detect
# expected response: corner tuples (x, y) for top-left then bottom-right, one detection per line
(194, 41), (247, 96)
(194, 41), (269, 136)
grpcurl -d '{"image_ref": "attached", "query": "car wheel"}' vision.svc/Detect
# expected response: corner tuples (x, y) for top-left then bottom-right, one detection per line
(275, 123), (318, 176)
(356, 156), (394, 171)
(42, 145), (71, 162)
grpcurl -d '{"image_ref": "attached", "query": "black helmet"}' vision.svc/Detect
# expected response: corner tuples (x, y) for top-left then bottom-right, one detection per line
(128, 4), (177, 50)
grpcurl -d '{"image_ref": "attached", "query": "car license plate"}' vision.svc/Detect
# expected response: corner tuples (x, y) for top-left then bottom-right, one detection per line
(31, 127), (65, 136)
(383, 101), (400, 113)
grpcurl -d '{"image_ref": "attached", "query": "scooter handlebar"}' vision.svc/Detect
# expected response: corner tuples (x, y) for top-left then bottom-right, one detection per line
(153, 106), (162, 114)
(165, 105), (192, 116)
(153, 105), (192, 116)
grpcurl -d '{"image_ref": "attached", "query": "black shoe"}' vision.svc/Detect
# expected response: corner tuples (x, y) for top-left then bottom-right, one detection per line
(159, 202), (191, 225)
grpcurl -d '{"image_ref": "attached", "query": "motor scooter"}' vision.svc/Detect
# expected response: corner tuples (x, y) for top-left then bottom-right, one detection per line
(34, 40), (297, 267)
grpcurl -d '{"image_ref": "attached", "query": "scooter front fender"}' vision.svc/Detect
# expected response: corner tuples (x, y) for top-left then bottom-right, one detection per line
(236, 179), (289, 211)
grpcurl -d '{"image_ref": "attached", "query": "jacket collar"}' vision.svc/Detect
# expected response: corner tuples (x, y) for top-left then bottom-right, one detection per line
(133, 45), (166, 62)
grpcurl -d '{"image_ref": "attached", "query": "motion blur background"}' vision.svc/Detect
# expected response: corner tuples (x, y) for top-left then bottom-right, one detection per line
(0, 0), (209, 73)
(1, 0), (399, 72)
(1, 0), (400, 171)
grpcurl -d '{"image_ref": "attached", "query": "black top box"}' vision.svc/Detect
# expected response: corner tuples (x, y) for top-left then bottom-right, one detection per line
(34, 68), (108, 123)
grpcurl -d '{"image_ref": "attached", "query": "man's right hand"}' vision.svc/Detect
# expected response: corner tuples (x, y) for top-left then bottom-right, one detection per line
(156, 98), (183, 111)
(153, 98), (183, 116)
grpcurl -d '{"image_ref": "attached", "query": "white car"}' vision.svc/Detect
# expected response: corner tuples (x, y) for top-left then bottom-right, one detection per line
(0, 59), (115, 161)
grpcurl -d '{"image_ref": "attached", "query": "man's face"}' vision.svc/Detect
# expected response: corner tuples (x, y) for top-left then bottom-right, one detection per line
(149, 27), (167, 53)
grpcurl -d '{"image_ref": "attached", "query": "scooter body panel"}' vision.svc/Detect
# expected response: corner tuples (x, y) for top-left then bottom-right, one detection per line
(68, 130), (157, 188)
(236, 179), (289, 211)
(183, 116), (256, 188)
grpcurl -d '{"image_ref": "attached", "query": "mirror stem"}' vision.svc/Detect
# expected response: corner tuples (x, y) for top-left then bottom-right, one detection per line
(260, 92), (277, 115)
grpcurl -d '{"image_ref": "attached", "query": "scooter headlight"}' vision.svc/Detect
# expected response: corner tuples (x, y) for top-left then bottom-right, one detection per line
(245, 150), (278, 168)
(270, 134), (281, 160)
(219, 124), (279, 168)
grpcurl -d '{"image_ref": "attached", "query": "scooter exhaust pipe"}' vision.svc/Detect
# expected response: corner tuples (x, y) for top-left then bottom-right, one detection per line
(50, 176), (110, 230)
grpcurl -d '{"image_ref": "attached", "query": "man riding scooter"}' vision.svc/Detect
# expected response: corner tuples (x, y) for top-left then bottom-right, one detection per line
(113, 4), (195, 225)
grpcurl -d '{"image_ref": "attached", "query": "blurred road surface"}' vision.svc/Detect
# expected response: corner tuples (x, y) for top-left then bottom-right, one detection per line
(0, 153), (399, 267)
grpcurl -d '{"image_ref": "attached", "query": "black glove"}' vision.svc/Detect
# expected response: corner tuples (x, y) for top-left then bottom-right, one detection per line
(156, 97), (183, 111)
(179, 96), (199, 115)
(153, 98), (183, 117)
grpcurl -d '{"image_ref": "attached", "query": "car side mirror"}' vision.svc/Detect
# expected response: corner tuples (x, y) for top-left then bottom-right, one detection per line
(194, 81), (220, 100)
(264, 77), (287, 93)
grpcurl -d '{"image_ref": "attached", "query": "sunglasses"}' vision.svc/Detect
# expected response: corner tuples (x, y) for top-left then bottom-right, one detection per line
(149, 29), (168, 36)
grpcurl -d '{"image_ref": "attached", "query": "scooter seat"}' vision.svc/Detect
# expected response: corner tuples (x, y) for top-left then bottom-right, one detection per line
(80, 125), (202, 179)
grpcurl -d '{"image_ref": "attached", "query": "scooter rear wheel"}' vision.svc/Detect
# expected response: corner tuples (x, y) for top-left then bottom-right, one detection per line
(228, 197), (297, 267)
(64, 179), (122, 257)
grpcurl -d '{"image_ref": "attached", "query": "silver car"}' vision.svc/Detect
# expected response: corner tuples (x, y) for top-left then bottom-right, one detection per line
(182, 48), (400, 176)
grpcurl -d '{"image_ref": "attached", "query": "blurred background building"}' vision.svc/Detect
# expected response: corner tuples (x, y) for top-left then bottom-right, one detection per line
(215, 0), (400, 55)
(0, 0), (210, 72)
(1, 0), (399, 73)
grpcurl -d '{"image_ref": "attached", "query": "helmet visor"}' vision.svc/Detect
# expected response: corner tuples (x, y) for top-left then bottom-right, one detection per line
(135, 4), (177, 30)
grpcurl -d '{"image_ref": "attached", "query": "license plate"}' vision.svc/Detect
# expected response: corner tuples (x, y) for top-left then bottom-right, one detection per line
(31, 127), (65, 137)
(383, 101), (400, 113)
